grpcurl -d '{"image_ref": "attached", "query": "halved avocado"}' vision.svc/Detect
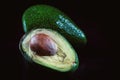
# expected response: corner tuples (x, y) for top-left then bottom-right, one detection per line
(19, 29), (79, 72)
(22, 5), (87, 47)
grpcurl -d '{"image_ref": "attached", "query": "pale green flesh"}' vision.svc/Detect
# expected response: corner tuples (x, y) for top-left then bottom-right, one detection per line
(22, 29), (78, 72)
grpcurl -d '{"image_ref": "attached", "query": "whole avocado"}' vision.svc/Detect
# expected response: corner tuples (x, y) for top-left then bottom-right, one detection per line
(22, 5), (87, 47)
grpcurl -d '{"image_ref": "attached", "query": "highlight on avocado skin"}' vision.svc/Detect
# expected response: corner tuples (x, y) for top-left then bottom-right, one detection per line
(19, 29), (79, 72)
(22, 5), (87, 46)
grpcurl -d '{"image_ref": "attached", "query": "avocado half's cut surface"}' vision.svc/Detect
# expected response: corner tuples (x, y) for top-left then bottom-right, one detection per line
(19, 29), (79, 72)
(22, 5), (87, 46)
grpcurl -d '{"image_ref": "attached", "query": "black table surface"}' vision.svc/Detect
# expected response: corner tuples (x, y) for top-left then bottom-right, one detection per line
(1, 0), (115, 80)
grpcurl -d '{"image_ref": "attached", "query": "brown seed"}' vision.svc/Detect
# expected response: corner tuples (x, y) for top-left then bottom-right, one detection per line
(30, 33), (57, 56)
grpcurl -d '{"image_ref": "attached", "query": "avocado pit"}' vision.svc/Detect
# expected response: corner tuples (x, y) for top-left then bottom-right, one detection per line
(30, 33), (58, 56)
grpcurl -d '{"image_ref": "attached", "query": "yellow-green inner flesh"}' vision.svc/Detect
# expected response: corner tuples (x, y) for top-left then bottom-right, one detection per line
(22, 29), (77, 72)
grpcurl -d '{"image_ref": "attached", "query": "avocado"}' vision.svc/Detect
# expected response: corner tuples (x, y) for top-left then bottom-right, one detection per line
(22, 5), (87, 47)
(19, 29), (79, 72)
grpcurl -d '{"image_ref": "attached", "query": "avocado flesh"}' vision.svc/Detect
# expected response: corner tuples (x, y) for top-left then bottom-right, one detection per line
(22, 5), (87, 46)
(21, 29), (79, 72)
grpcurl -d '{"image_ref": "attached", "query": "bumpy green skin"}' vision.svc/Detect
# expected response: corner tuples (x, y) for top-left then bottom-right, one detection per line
(22, 5), (87, 47)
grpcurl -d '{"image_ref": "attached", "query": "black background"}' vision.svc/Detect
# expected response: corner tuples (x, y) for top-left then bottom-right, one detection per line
(1, 0), (115, 80)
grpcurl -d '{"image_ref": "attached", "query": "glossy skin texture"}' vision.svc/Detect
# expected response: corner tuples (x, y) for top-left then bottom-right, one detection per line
(30, 33), (57, 56)
(22, 5), (87, 47)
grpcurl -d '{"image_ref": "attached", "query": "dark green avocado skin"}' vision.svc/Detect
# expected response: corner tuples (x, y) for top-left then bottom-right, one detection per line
(22, 5), (87, 47)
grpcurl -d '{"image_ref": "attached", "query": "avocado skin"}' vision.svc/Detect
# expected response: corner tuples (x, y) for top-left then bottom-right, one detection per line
(22, 5), (87, 47)
(19, 29), (79, 72)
